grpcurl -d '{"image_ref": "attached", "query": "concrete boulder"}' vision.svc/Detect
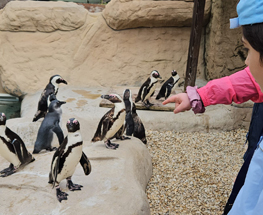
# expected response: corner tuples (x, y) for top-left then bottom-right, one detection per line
(102, 0), (211, 30)
(0, 87), (152, 214)
(0, 139), (152, 214)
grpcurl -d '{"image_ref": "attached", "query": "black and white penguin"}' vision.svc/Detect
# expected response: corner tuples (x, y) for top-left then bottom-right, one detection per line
(33, 75), (67, 122)
(156, 70), (180, 100)
(135, 70), (162, 107)
(122, 89), (134, 136)
(0, 113), (35, 177)
(48, 118), (91, 202)
(33, 99), (66, 154)
(114, 89), (134, 140)
(122, 89), (147, 144)
(131, 103), (147, 144)
(92, 94), (126, 149)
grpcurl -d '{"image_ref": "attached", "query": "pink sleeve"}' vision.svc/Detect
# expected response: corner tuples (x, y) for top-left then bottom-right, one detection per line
(197, 67), (263, 107)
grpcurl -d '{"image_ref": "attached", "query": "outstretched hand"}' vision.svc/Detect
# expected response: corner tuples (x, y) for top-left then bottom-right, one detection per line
(162, 93), (191, 114)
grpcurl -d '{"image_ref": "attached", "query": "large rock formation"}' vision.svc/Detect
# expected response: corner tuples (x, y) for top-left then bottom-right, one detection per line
(0, 139), (152, 214)
(0, 0), (247, 97)
(0, 0), (210, 97)
(205, 0), (246, 80)
(103, 0), (211, 30)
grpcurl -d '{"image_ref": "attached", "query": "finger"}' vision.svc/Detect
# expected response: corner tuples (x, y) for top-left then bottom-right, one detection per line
(162, 95), (177, 105)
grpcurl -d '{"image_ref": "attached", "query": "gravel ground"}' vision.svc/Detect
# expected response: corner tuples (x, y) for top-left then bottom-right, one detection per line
(145, 129), (248, 215)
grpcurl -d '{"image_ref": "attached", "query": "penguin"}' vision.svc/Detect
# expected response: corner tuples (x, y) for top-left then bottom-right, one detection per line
(33, 99), (66, 154)
(48, 118), (91, 202)
(122, 89), (146, 143)
(114, 89), (133, 140)
(123, 89), (134, 136)
(0, 113), (35, 177)
(92, 94), (126, 149)
(131, 103), (147, 144)
(135, 70), (162, 108)
(33, 75), (67, 122)
(156, 70), (180, 100)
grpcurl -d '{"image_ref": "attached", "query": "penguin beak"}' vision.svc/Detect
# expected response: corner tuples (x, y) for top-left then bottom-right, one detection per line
(61, 79), (68, 85)
(59, 101), (66, 106)
(159, 76), (162, 79)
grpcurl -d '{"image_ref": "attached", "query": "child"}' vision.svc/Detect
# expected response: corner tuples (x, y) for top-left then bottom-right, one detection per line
(163, 0), (263, 214)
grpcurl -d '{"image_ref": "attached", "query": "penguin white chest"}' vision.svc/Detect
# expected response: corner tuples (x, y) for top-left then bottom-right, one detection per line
(0, 139), (21, 167)
(105, 110), (126, 139)
(143, 82), (157, 101)
(0, 127), (20, 167)
(56, 134), (83, 182)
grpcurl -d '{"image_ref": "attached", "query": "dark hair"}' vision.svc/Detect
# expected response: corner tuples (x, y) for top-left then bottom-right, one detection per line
(243, 23), (263, 62)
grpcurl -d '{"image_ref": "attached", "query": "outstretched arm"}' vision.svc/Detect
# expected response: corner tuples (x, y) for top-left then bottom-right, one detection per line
(163, 67), (263, 114)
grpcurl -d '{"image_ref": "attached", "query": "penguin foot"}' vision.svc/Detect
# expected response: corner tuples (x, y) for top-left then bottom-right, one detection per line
(143, 101), (154, 108)
(120, 136), (131, 140)
(56, 187), (68, 202)
(105, 140), (119, 149)
(0, 163), (14, 174)
(0, 166), (16, 177)
(67, 180), (83, 191)
(45, 147), (57, 152)
(51, 147), (57, 151)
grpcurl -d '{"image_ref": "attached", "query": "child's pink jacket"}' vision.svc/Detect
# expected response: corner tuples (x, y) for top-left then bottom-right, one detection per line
(197, 67), (263, 107)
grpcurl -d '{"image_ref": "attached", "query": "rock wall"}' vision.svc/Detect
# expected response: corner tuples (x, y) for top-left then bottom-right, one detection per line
(205, 0), (246, 80)
(0, 0), (209, 97)
(0, 0), (245, 97)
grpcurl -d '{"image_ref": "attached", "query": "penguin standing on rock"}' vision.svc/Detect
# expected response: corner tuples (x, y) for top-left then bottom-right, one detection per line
(114, 89), (133, 140)
(156, 70), (180, 100)
(33, 75), (67, 122)
(33, 99), (66, 154)
(122, 89), (134, 136)
(135, 70), (162, 108)
(48, 118), (91, 202)
(0, 113), (35, 177)
(92, 94), (126, 149)
(123, 89), (147, 144)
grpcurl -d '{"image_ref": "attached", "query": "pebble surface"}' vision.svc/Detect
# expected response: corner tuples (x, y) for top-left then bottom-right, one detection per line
(146, 129), (247, 215)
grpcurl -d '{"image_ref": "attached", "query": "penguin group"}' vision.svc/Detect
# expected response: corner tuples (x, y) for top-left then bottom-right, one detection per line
(0, 69), (180, 202)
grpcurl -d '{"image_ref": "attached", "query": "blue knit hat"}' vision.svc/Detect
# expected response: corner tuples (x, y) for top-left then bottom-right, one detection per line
(230, 0), (263, 29)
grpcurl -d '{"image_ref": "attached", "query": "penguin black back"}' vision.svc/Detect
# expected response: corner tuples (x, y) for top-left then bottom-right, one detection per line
(156, 70), (180, 100)
(135, 70), (162, 107)
(33, 99), (66, 154)
(33, 75), (67, 122)
(131, 103), (147, 144)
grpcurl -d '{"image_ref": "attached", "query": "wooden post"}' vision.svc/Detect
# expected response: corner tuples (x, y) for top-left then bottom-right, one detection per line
(184, 0), (206, 91)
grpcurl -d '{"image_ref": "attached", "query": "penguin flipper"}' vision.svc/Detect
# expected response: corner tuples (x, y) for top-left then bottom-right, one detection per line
(125, 112), (134, 136)
(92, 109), (113, 142)
(33, 90), (49, 122)
(133, 115), (147, 144)
(165, 85), (172, 99)
(50, 140), (66, 188)
(33, 111), (46, 122)
(142, 86), (148, 102)
(12, 139), (34, 165)
(80, 152), (91, 176)
(135, 86), (143, 103)
(53, 123), (64, 145)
